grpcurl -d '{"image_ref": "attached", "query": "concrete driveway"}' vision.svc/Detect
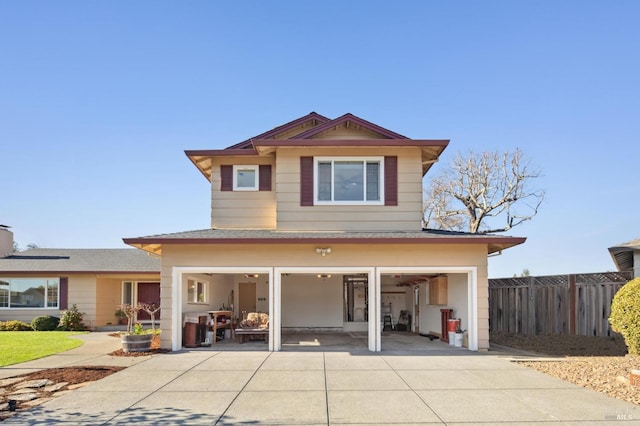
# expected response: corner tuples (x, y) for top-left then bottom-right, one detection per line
(2, 332), (639, 424)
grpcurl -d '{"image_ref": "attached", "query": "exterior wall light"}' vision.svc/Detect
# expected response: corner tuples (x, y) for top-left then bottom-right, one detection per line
(315, 247), (332, 256)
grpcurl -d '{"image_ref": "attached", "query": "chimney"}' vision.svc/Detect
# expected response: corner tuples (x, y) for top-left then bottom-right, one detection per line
(0, 225), (14, 257)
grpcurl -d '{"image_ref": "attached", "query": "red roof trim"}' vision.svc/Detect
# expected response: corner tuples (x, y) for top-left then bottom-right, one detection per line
(252, 139), (449, 148)
(226, 112), (330, 150)
(293, 113), (408, 140)
(123, 236), (526, 246)
(185, 149), (258, 157)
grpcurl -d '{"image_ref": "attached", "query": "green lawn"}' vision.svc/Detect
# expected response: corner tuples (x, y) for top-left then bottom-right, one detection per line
(0, 331), (87, 367)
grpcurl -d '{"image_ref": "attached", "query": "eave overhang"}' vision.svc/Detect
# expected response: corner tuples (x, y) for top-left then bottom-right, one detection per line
(608, 242), (639, 273)
(124, 233), (525, 257)
(185, 149), (260, 181)
(186, 139), (450, 181)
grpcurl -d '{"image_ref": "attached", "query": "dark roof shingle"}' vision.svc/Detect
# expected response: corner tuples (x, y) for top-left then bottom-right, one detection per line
(0, 248), (160, 273)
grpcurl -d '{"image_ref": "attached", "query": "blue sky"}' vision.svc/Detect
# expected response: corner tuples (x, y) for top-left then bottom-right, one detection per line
(1, 2), (638, 278)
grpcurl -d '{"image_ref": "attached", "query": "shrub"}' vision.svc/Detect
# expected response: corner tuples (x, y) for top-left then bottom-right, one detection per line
(57, 304), (87, 331)
(609, 277), (640, 354)
(0, 320), (33, 331)
(31, 315), (60, 331)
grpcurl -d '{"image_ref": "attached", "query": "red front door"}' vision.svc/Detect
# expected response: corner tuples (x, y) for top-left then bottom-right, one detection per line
(137, 282), (160, 321)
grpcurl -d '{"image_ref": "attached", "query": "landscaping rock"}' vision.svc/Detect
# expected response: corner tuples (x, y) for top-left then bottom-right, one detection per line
(0, 378), (24, 387)
(492, 333), (640, 406)
(23, 397), (54, 407)
(66, 381), (92, 390)
(14, 379), (53, 390)
(7, 392), (38, 402)
(44, 382), (68, 392)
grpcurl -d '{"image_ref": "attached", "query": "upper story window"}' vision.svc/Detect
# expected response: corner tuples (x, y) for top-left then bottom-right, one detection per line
(221, 164), (272, 192)
(233, 165), (259, 191)
(0, 278), (59, 309)
(314, 157), (384, 205)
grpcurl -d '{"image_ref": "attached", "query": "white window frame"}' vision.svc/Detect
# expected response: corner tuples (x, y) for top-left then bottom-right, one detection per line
(313, 156), (385, 205)
(187, 278), (208, 304)
(0, 278), (59, 309)
(233, 165), (259, 191)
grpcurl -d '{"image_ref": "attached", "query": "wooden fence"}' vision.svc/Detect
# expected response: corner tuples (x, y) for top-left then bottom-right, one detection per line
(489, 272), (633, 336)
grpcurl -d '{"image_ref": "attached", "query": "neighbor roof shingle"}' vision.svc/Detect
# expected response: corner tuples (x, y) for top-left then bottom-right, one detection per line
(0, 248), (160, 273)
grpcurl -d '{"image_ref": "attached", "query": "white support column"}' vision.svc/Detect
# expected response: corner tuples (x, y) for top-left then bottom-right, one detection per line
(369, 268), (381, 352)
(273, 268), (281, 351)
(467, 268), (479, 351)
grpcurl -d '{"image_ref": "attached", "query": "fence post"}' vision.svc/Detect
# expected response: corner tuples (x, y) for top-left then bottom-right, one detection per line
(528, 276), (536, 335)
(569, 274), (576, 335)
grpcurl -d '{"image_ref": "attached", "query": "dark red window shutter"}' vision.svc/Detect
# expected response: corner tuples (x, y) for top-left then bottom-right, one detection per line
(59, 277), (68, 310)
(259, 165), (272, 191)
(300, 157), (314, 206)
(384, 156), (398, 206)
(220, 165), (233, 191)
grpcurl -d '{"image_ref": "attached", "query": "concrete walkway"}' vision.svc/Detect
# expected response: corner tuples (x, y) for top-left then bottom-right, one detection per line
(2, 332), (639, 425)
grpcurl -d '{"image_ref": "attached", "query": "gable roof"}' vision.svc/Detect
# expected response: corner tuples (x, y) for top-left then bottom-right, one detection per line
(185, 112), (449, 180)
(124, 228), (525, 256)
(292, 113), (408, 140)
(226, 112), (330, 150)
(0, 248), (160, 274)
(608, 238), (640, 273)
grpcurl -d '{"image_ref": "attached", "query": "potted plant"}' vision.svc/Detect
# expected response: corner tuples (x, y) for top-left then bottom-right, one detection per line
(118, 303), (156, 353)
(114, 308), (127, 325)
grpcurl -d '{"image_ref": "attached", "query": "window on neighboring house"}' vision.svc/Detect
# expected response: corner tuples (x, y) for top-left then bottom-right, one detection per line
(314, 157), (384, 204)
(0, 278), (59, 309)
(187, 279), (207, 303)
(233, 165), (259, 191)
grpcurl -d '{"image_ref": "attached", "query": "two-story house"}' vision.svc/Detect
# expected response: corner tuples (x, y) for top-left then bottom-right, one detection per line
(124, 112), (525, 352)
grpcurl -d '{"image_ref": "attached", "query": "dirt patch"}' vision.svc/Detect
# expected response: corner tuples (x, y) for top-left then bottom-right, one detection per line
(0, 366), (125, 421)
(13, 366), (124, 385)
(491, 332), (628, 357)
(491, 332), (640, 406)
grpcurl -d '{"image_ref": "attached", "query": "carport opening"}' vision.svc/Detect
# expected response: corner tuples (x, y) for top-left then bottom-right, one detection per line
(380, 273), (470, 346)
(180, 272), (270, 350)
(174, 269), (472, 351)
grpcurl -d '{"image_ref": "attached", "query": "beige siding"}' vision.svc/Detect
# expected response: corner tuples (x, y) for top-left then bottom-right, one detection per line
(210, 156), (276, 229)
(0, 309), (53, 325)
(159, 243), (490, 350)
(67, 275), (97, 329)
(477, 265), (490, 350)
(275, 147), (424, 231)
(94, 274), (160, 327)
(95, 278), (122, 326)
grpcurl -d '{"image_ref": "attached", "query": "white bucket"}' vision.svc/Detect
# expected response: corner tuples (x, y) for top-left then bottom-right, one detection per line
(224, 329), (231, 339)
(448, 331), (456, 345)
(454, 332), (463, 347)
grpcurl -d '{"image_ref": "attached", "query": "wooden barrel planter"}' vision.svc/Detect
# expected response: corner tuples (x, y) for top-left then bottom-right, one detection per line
(121, 334), (153, 353)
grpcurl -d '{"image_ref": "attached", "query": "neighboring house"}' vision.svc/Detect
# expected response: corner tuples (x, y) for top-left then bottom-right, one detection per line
(124, 112), (525, 352)
(0, 226), (160, 328)
(609, 238), (640, 278)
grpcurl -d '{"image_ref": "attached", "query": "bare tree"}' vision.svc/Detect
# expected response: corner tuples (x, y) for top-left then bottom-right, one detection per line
(140, 302), (161, 330)
(423, 148), (545, 234)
